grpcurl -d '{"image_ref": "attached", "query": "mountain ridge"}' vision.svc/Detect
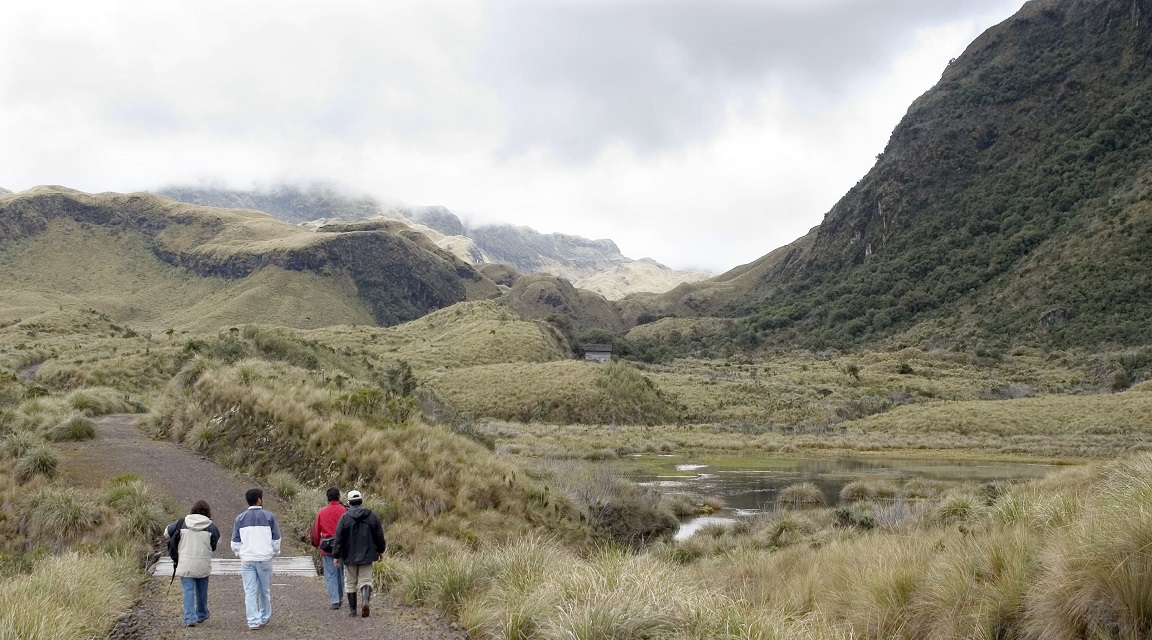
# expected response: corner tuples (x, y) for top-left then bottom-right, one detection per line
(634, 0), (1152, 353)
(0, 186), (500, 328)
(159, 184), (712, 298)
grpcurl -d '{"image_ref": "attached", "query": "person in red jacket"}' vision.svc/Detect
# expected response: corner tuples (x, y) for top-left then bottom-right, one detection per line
(310, 487), (347, 609)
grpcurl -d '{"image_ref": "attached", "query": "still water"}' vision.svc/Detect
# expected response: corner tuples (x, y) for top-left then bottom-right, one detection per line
(614, 454), (1065, 540)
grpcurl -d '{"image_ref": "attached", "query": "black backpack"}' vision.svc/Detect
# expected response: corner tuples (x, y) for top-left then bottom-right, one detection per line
(167, 518), (185, 567)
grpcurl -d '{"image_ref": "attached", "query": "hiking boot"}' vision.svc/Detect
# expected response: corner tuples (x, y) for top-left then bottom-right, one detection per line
(347, 592), (357, 617)
(360, 585), (371, 618)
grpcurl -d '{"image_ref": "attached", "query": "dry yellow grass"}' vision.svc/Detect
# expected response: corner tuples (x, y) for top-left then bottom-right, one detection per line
(0, 221), (374, 331)
(852, 387), (1152, 438)
(309, 300), (570, 370)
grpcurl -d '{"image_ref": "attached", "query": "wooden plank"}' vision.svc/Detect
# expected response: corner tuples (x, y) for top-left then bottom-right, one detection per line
(151, 556), (317, 577)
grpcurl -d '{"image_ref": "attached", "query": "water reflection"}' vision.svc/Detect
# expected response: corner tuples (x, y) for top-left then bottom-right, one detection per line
(622, 454), (1063, 514)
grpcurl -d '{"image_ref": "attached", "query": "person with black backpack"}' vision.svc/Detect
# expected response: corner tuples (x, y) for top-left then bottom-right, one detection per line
(164, 500), (221, 627)
(331, 490), (386, 618)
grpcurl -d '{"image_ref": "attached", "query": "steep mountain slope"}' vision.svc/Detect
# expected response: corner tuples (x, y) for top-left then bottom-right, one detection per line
(644, 0), (1152, 351)
(0, 187), (499, 329)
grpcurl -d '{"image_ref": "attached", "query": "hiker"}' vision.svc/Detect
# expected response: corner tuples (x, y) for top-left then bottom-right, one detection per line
(165, 500), (221, 627)
(332, 489), (386, 618)
(310, 486), (346, 609)
(231, 488), (282, 630)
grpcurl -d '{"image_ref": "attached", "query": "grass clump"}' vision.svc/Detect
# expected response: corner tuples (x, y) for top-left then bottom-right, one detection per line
(777, 482), (826, 510)
(14, 446), (58, 482)
(0, 552), (138, 640)
(48, 415), (96, 442)
(266, 471), (302, 500)
(2, 431), (38, 459)
(22, 487), (103, 548)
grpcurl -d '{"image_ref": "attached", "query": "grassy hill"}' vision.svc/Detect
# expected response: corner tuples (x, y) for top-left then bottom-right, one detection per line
(638, 0), (1152, 353)
(0, 187), (500, 329)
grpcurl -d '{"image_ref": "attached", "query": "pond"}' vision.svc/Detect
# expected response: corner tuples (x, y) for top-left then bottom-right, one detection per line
(612, 454), (1067, 540)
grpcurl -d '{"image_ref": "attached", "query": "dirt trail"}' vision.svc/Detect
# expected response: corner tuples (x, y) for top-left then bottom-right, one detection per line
(56, 415), (467, 640)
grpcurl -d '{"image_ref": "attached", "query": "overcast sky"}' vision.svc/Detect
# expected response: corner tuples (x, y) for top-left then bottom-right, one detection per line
(1, 0), (1024, 273)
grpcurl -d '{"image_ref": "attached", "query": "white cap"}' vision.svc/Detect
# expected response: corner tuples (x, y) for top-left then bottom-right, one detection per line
(348, 490), (362, 501)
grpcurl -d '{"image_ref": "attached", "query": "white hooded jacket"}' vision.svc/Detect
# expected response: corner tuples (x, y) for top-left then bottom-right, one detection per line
(166, 513), (221, 578)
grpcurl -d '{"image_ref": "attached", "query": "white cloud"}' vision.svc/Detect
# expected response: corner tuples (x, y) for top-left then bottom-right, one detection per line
(0, 0), (1024, 272)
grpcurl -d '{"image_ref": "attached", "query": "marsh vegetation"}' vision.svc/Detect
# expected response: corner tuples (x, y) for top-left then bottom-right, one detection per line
(1, 299), (1151, 638)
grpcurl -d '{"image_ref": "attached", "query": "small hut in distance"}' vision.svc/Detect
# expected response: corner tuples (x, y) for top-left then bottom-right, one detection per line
(581, 344), (613, 363)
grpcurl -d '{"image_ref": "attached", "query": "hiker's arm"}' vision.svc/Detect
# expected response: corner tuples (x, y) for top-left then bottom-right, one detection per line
(230, 518), (242, 555)
(270, 514), (282, 556)
(209, 524), (220, 551)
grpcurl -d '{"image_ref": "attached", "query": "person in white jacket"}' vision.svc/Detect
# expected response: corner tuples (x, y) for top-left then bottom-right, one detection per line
(231, 488), (282, 630)
(165, 500), (221, 627)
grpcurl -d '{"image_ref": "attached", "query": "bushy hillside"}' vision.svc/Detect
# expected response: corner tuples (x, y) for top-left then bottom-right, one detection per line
(643, 0), (1152, 352)
(0, 187), (499, 328)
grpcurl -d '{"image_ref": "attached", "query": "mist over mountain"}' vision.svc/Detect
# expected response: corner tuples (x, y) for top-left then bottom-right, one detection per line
(159, 184), (711, 298)
(637, 0), (1152, 353)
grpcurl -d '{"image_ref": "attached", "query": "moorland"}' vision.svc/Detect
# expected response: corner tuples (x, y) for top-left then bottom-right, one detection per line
(4, 0), (1152, 638)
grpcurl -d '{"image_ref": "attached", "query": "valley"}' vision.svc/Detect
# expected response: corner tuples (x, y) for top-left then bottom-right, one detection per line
(3, 0), (1152, 638)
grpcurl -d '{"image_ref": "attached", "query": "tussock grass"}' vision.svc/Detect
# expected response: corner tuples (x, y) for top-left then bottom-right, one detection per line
(49, 415), (96, 442)
(154, 358), (599, 551)
(23, 487), (104, 547)
(266, 471), (302, 500)
(310, 300), (569, 371)
(14, 446), (58, 482)
(373, 456), (1152, 639)
(777, 482), (826, 509)
(0, 552), (137, 640)
(2, 431), (38, 458)
(429, 359), (679, 425)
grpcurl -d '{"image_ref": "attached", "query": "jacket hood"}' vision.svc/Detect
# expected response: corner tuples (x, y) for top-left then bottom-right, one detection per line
(185, 513), (213, 530)
(347, 505), (372, 522)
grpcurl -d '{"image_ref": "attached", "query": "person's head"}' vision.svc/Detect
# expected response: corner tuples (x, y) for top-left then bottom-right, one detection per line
(190, 500), (212, 519)
(325, 487), (341, 503)
(348, 490), (363, 506)
(245, 488), (264, 507)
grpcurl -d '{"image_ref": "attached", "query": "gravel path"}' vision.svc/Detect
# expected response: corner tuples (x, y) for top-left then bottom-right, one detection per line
(56, 414), (468, 640)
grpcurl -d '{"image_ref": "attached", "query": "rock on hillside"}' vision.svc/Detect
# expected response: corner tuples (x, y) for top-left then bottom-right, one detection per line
(644, 0), (1152, 351)
(0, 187), (500, 326)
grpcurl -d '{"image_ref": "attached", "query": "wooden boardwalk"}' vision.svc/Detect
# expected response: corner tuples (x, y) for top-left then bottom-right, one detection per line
(150, 556), (318, 577)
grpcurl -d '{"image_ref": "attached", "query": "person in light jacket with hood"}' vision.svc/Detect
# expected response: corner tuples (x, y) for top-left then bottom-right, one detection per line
(332, 489), (386, 618)
(165, 500), (221, 627)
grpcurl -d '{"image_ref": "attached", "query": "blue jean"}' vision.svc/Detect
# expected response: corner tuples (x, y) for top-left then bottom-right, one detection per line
(180, 576), (209, 624)
(321, 554), (344, 606)
(240, 560), (272, 628)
